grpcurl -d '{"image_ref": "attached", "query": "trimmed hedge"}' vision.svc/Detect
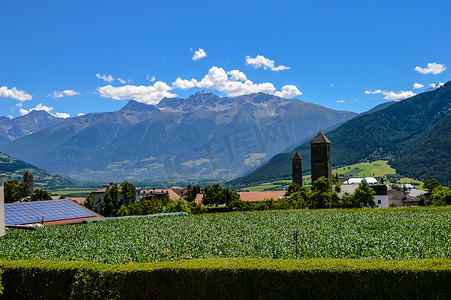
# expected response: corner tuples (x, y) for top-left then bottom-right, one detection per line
(0, 258), (450, 299)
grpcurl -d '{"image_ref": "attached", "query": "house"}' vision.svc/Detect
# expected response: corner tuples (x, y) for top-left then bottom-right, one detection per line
(141, 189), (181, 201)
(339, 184), (388, 208)
(92, 182), (141, 202)
(240, 191), (286, 202)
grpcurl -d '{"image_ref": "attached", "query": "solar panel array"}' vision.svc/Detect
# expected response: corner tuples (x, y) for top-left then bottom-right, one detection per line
(4, 200), (96, 225)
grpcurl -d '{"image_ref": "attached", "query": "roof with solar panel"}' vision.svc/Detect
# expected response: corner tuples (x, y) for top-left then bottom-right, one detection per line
(4, 199), (102, 226)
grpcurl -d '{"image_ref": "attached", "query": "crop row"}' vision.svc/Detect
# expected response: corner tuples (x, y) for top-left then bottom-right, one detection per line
(0, 208), (450, 263)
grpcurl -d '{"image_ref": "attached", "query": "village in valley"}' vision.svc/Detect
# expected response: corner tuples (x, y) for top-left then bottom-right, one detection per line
(0, 1), (450, 298)
(0, 131), (441, 227)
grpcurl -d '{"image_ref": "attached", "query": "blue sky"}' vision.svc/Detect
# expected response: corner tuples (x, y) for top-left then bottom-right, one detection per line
(0, 0), (450, 119)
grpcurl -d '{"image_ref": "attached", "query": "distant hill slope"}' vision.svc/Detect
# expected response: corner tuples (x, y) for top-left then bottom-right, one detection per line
(391, 112), (451, 184)
(0, 152), (78, 189)
(1, 92), (357, 181)
(228, 81), (451, 187)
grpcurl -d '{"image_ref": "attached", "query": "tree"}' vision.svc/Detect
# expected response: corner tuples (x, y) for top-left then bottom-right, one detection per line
(30, 189), (52, 201)
(202, 183), (239, 206)
(309, 177), (333, 209)
(286, 182), (302, 195)
(423, 179), (442, 192)
(103, 184), (120, 216)
(186, 185), (200, 202)
(4, 179), (30, 203)
(431, 186), (451, 206)
(120, 181), (137, 207)
(353, 180), (376, 207)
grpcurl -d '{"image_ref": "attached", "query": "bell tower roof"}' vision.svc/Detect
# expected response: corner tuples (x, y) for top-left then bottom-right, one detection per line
(292, 152), (302, 160)
(311, 131), (331, 144)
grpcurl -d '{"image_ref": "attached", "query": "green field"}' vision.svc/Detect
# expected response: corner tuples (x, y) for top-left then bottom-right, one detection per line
(1, 207), (449, 264)
(49, 188), (94, 197)
(243, 160), (423, 191)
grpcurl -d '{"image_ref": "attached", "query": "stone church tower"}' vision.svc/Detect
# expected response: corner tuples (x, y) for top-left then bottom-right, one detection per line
(292, 152), (303, 186)
(23, 171), (34, 195)
(310, 131), (332, 185)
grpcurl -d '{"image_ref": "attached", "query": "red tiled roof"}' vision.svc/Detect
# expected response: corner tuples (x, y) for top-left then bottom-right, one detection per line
(240, 191), (286, 202)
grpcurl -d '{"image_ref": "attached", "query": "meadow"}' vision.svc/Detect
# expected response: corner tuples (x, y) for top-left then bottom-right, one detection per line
(0, 207), (449, 264)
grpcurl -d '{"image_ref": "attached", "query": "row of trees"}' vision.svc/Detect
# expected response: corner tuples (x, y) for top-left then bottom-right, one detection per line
(3, 179), (52, 203)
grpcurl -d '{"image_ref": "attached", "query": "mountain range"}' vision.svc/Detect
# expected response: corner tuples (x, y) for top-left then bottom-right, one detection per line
(0, 92), (357, 181)
(228, 81), (451, 187)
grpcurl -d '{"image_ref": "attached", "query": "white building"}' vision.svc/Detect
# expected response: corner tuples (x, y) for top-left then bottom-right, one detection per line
(344, 177), (378, 185)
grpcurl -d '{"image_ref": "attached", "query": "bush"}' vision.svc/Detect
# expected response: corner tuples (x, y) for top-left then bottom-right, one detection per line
(0, 259), (450, 299)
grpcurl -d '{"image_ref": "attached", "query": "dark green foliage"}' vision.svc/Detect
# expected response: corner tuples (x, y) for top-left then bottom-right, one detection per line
(423, 179), (443, 192)
(186, 185), (200, 202)
(119, 181), (136, 206)
(0, 259), (450, 299)
(30, 189), (52, 201)
(309, 177), (336, 209)
(353, 180), (376, 207)
(229, 81), (451, 187)
(3, 179), (30, 203)
(431, 186), (451, 206)
(202, 183), (239, 206)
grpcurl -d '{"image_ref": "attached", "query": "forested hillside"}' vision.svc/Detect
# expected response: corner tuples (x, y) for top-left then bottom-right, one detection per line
(228, 81), (451, 187)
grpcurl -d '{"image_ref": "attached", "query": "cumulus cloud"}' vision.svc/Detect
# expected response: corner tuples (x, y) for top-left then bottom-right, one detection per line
(413, 83), (424, 89)
(192, 48), (207, 61)
(245, 55), (290, 71)
(7, 115), (13, 119)
(365, 89), (416, 101)
(415, 63), (446, 75)
(77, 113), (85, 116)
(172, 78), (198, 89)
(54, 112), (70, 118)
(197, 66), (276, 97)
(96, 73), (115, 83)
(0, 86), (33, 101)
(336, 100), (345, 103)
(274, 85), (302, 98)
(97, 81), (176, 105)
(227, 70), (247, 81)
(146, 75), (156, 82)
(50, 89), (80, 98)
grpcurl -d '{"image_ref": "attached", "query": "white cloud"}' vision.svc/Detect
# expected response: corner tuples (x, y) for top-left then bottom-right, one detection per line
(77, 113), (85, 116)
(336, 100), (345, 103)
(415, 63), (446, 75)
(192, 48), (207, 61)
(16, 103), (23, 107)
(274, 85), (302, 98)
(96, 74), (115, 83)
(365, 89), (416, 101)
(97, 81), (176, 105)
(117, 78), (126, 84)
(197, 66), (276, 97)
(0, 86), (33, 101)
(227, 70), (247, 81)
(50, 89), (80, 98)
(172, 78), (198, 89)
(245, 55), (290, 71)
(413, 83), (424, 89)
(428, 82), (445, 89)
(147, 75), (156, 82)
(54, 112), (70, 118)
(7, 115), (13, 119)
(330, 83), (334, 87)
